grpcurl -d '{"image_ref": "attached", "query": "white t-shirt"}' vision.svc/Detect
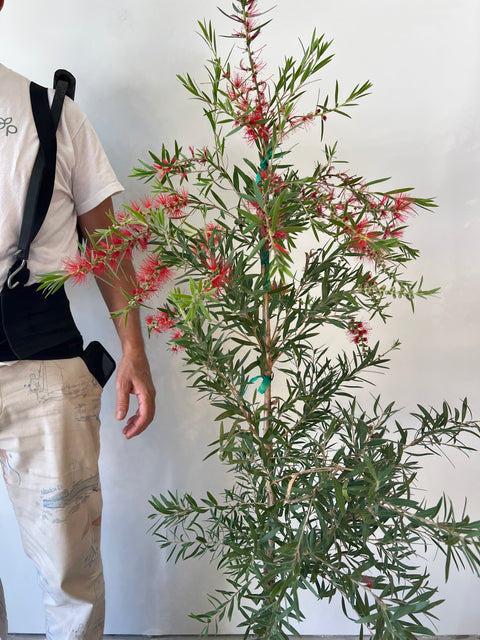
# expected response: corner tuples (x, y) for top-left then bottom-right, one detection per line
(0, 63), (123, 288)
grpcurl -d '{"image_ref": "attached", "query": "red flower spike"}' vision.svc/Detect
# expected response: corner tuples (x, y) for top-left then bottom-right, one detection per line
(145, 311), (176, 334)
(362, 575), (375, 589)
(273, 242), (290, 256)
(155, 189), (189, 219)
(393, 193), (414, 214)
(347, 320), (371, 345)
(206, 259), (233, 295)
(132, 255), (172, 303)
(145, 312), (184, 352)
(204, 223), (223, 247)
(129, 200), (142, 213)
(63, 257), (89, 284)
(141, 195), (154, 211)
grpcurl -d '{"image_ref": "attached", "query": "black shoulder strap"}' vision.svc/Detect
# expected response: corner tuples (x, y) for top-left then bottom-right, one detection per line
(28, 83), (57, 243)
(7, 71), (75, 289)
(54, 69), (76, 100)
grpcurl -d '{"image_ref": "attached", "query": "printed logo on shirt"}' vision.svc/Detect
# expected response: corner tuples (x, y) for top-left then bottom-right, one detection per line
(0, 116), (18, 136)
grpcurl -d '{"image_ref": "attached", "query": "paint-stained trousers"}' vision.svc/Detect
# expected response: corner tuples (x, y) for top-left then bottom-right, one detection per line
(0, 357), (105, 640)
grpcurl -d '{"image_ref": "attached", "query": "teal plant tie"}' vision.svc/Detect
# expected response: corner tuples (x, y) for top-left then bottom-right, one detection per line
(261, 248), (271, 290)
(255, 148), (284, 183)
(256, 149), (273, 184)
(243, 374), (272, 395)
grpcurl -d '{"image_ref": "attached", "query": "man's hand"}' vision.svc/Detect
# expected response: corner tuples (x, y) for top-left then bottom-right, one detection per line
(115, 351), (156, 439)
(79, 198), (157, 438)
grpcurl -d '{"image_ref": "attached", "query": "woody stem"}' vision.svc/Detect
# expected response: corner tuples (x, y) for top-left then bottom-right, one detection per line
(262, 250), (275, 571)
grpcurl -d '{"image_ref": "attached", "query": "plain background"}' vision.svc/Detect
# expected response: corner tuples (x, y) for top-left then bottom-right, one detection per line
(1, 0), (480, 635)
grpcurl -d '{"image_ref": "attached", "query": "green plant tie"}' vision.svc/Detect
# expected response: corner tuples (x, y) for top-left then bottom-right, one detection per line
(261, 248), (271, 290)
(256, 149), (273, 183)
(243, 374), (272, 395)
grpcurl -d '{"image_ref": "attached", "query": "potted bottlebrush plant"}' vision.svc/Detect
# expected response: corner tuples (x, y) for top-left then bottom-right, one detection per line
(42, 1), (480, 639)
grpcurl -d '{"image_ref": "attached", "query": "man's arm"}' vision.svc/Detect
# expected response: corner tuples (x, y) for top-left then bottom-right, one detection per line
(78, 197), (156, 439)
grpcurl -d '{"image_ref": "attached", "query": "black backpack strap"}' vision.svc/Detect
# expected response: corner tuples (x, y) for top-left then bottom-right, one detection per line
(29, 83), (58, 243)
(54, 69), (76, 100)
(7, 72), (74, 289)
(53, 70), (84, 246)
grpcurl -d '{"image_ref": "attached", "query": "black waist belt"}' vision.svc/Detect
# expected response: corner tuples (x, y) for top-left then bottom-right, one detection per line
(0, 282), (83, 361)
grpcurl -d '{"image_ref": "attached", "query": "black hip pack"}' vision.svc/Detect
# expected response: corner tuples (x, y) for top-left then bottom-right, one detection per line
(0, 71), (115, 387)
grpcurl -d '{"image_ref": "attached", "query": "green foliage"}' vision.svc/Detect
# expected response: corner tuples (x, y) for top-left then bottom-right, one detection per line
(150, 358), (480, 639)
(140, 4), (480, 634)
(141, 4), (479, 638)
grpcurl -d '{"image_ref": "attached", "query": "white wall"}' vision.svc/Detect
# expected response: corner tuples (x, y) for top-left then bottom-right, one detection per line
(1, 0), (480, 635)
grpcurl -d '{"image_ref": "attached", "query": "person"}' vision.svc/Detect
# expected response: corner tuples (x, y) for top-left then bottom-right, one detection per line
(0, 1), (156, 638)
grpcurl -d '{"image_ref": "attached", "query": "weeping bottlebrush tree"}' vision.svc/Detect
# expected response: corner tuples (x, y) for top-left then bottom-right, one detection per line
(42, 1), (480, 638)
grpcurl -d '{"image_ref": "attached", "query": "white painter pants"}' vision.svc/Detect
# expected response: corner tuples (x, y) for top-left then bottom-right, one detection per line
(0, 357), (105, 640)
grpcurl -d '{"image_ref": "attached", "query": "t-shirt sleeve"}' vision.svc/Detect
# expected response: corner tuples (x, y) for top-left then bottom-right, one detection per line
(71, 115), (123, 216)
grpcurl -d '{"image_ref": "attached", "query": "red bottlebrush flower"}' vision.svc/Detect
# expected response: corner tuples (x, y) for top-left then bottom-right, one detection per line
(63, 256), (90, 284)
(153, 160), (173, 180)
(250, 198), (290, 254)
(129, 200), (143, 213)
(346, 218), (381, 258)
(170, 329), (185, 350)
(141, 195), (154, 211)
(232, 73), (247, 91)
(153, 156), (192, 182)
(227, 46), (272, 144)
(243, 104), (271, 144)
(256, 167), (286, 192)
(362, 575), (375, 589)
(273, 241), (290, 256)
(347, 320), (370, 345)
(383, 226), (404, 239)
(206, 259), (233, 294)
(63, 244), (115, 282)
(136, 254), (172, 286)
(88, 251), (110, 275)
(378, 194), (389, 210)
(193, 223), (224, 258)
(145, 311), (176, 334)
(114, 223), (150, 256)
(284, 111), (316, 137)
(136, 254), (160, 281)
(154, 189), (189, 219)
(227, 86), (238, 101)
(393, 193), (414, 215)
(145, 311), (184, 352)
(192, 224), (231, 293)
(132, 255), (172, 303)
(205, 222), (223, 240)
(115, 209), (126, 223)
(269, 172), (287, 194)
(247, 200), (263, 218)
(360, 272), (377, 289)
(351, 233), (379, 256)
(63, 221), (151, 288)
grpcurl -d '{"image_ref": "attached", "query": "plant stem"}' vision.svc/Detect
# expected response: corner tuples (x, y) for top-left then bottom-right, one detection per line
(262, 250), (276, 582)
